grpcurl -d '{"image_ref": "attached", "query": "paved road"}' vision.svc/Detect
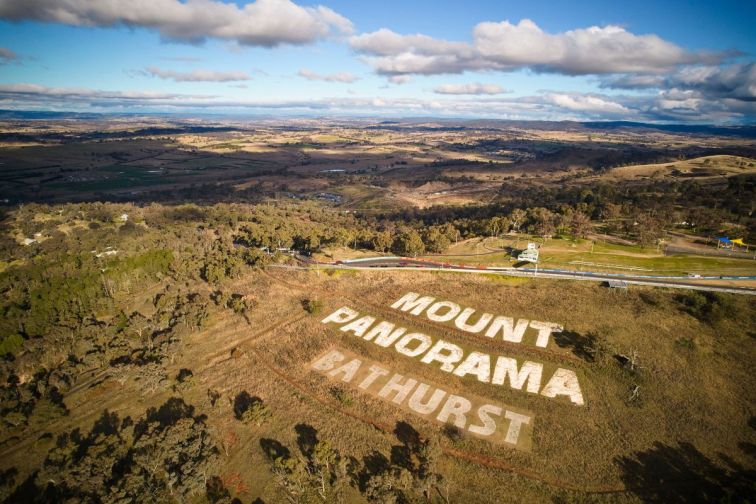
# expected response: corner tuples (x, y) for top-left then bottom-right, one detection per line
(303, 256), (756, 295)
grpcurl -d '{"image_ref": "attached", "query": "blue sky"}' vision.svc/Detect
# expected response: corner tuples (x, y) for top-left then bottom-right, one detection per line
(0, 0), (753, 122)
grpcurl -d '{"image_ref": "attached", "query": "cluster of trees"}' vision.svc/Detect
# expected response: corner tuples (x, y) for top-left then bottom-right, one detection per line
(5, 398), (219, 503)
(261, 421), (447, 504)
(0, 204), (261, 445)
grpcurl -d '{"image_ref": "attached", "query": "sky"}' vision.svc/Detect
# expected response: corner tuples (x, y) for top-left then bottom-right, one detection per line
(0, 0), (754, 123)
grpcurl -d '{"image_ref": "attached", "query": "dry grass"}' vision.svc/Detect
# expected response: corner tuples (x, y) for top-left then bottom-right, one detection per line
(2, 266), (753, 503)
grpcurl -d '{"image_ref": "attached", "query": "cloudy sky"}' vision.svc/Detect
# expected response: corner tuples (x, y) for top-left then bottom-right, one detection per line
(0, 0), (754, 122)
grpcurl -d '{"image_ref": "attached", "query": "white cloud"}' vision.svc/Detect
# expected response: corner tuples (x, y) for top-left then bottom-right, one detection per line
(388, 75), (412, 85)
(434, 83), (510, 95)
(544, 93), (630, 114)
(144, 66), (251, 82)
(1, 82), (751, 123)
(351, 28), (486, 75)
(0, 83), (213, 102)
(473, 20), (708, 75)
(0, 0), (353, 47)
(298, 69), (359, 83)
(0, 46), (17, 63)
(160, 55), (203, 62)
(601, 63), (756, 102)
(350, 19), (725, 77)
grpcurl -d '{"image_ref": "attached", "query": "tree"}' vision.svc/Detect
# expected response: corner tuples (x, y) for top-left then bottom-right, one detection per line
(509, 209), (527, 232)
(528, 208), (556, 239)
(264, 434), (350, 503)
(635, 212), (662, 248)
(240, 400), (272, 426)
(413, 437), (443, 500)
(600, 203), (624, 234)
(423, 227), (451, 253)
(302, 298), (323, 314)
(29, 399), (220, 503)
(372, 231), (394, 253)
(393, 230), (425, 257)
(486, 216), (509, 238)
(365, 469), (412, 504)
(570, 211), (591, 239)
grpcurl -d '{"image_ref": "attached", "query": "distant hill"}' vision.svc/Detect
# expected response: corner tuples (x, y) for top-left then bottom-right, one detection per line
(579, 121), (756, 138)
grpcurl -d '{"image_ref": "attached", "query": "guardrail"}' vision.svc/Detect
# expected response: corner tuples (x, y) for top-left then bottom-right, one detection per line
(339, 257), (756, 281)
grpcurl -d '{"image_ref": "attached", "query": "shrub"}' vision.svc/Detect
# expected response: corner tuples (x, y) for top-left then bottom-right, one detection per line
(301, 298), (323, 314)
(0, 334), (24, 356)
(443, 422), (465, 442)
(329, 386), (353, 407)
(676, 337), (696, 350)
(240, 400), (272, 426)
(675, 291), (736, 324)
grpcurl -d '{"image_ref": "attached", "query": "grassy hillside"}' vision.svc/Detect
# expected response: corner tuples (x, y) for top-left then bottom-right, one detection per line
(0, 202), (753, 503)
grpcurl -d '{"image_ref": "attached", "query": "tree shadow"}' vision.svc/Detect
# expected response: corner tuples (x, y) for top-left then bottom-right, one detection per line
(132, 397), (195, 439)
(206, 475), (243, 504)
(89, 409), (121, 438)
(391, 421), (421, 471)
(233, 391), (262, 420)
(259, 438), (290, 462)
(394, 421), (421, 450)
(3, 472), (51, 503)
(552, 329), (601, 362)
(295, 423), (319, 459)
(358, 450), (390, 492)
(176, 368), (193, 383)
(0, 467), (18, 496)
(144, 397), (194, 427)
(616, 441), (756, 502)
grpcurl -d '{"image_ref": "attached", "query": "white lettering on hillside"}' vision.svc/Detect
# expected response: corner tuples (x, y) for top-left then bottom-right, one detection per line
(391, 292), (563, 348)
(310, 348), (535, 449)
(320, 303), (584, 407)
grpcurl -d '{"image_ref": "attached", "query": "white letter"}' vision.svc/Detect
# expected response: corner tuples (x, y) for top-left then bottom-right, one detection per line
(311, 349), (344, 371)
(394, 333), (432, 358)
(358, 365), (390, 390)
(455, 308), (493, 333)
(503, 411), (531, 445)
(492, 357), (542, 393)
(485, 316), (530, 343)
(407, 383), (447, 414)
(328, 358), (362, 382)
(378, 373), (417, 404)
(541, 368), (584, 406)
(529, 321), (563, 348)
(391, 292), (435, 315)
(339, 316), (375, 337)
(436, 394), (471, 428)
(452, 352), (491, 383)
(426, 301), (461, 322)
(321, 306), (359, 325)
(363, 320), (395, 342)
(420, 340), (464, 372)
(373, 326), (407, 347)
(468, 404), (502, 436)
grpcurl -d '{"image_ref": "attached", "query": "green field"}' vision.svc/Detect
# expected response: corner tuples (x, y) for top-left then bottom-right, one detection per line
(419, 237), (756, 276)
